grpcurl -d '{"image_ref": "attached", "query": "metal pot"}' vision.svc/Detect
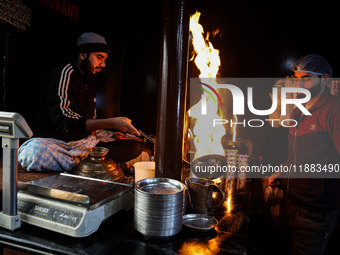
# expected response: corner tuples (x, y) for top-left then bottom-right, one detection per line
(190, 154), (228, 179)
(72, 147), (126, 182)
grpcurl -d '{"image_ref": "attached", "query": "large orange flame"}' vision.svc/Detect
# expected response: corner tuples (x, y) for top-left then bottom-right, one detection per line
(189, 11), (221, 79)
(189, 11), (224, 160)
(189, 11), (233, 214)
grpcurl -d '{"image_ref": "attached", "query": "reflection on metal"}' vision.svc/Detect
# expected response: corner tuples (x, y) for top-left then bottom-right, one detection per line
(179, 176), (249, 254)
(182, 214), (218, 232)
(18, 181), (90, 206)
(134, 178), (186, 238)
(17, 173), (134, 237)
(18, 174), (132, 210)
(185, 177), (225, 214)
(178, 230), (232, 255)
(72, 147), (126, 183)
(224, 178), (234, 214)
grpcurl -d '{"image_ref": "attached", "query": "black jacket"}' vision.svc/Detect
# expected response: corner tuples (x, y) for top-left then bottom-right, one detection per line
(34, 63), (96, 141)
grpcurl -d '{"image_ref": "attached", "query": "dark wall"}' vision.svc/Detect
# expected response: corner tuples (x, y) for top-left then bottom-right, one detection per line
(118, 1), (162, 135)
(190, 0), (340, 77)
(0, 0), (162, 134)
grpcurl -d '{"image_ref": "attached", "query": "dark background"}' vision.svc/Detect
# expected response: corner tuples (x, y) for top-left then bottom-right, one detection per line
(1, 0), (339, 165)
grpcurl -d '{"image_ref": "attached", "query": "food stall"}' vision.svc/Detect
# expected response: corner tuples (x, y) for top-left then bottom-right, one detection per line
(1, 0), (340, 254)
(0, 0), (252, 254)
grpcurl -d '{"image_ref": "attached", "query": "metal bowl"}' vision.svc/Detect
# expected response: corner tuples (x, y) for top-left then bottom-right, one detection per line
(182, 214), (218, 232)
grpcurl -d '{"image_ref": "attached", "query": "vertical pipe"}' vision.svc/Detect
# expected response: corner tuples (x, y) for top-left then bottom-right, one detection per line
(155, 0), (190, 180)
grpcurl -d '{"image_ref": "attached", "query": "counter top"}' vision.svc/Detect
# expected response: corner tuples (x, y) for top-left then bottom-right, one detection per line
(0, 165), (250, 255)
(0, 207), (248, 255)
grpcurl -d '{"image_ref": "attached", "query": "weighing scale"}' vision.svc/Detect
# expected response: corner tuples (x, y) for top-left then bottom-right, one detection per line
(0, 111), (33, 231)
(0, 112), (134, 237)
(17, 173), (134, 237)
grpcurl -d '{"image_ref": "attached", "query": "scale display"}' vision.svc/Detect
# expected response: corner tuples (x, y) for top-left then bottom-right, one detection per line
(18, 199), (83, 227)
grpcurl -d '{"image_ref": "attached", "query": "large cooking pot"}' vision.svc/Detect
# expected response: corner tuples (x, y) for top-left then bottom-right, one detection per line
(190, 154), (228, 179)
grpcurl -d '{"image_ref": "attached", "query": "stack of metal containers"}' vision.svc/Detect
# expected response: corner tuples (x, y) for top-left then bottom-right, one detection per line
(134, 178), (186, 238)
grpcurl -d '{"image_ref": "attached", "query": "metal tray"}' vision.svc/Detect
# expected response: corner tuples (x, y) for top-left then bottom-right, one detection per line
(18, 173), (132, 209)
(182, 214), (218, 232)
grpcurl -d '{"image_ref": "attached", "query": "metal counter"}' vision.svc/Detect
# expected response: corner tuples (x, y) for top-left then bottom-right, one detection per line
(0, 180), (250, 255)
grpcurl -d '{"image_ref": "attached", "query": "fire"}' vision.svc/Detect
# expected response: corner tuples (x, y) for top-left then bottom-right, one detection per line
(226, 192), (232, 213)
(189, 11), (234, 214)
(189, 11), (220, 79)
(189, 11), (224, 160)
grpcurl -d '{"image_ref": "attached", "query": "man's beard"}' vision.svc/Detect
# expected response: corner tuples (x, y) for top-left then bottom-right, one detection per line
(80, 58), (101, 81)
(297, 82), (322, 99)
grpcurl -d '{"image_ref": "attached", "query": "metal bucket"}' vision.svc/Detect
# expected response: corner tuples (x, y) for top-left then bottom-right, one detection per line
(134, 178), (186, 238)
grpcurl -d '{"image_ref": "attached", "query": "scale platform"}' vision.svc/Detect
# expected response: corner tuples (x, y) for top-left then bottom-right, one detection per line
(17, 173), (134, 237)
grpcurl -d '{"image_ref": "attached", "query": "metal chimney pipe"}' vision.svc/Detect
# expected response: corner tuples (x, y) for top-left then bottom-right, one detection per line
(155, 0), (190, 181)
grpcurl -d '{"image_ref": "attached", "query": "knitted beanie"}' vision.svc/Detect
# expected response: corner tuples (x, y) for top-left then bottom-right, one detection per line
(76, 32), (109, 53)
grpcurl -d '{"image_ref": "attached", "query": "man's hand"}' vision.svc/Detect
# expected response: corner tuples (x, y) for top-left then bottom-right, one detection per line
(329, 80), (339, 97)
(85, 117), (140, 136)
(109, 117), (140, 136)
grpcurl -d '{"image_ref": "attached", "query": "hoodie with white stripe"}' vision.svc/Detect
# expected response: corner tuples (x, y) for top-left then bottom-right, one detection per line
(34, 63), (96, 141)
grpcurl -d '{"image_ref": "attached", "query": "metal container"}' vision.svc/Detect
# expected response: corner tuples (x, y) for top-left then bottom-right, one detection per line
(221, 137), (253, 156)
(134, 178), (186, 238)
(72, 147), (126, 183)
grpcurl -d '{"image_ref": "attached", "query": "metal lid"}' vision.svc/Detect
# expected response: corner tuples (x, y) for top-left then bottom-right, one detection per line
(135, 178), (185, 195)
(182, 214), (218, 232)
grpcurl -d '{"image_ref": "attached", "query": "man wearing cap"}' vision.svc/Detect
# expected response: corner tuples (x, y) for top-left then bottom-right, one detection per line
(269, 54), (340, 254)
(32, 32), (151, 164)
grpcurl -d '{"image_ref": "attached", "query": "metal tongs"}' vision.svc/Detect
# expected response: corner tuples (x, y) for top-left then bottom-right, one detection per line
(116, 129), (156, 144)
(138, 129), (156, 144)
(137, 129), (191, 166)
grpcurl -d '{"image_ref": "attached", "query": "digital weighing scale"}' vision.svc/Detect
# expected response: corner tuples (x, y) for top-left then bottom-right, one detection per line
(0, 112), (134, 237)
(0, 111), (33, 231)
(17, 173), (134, 237)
